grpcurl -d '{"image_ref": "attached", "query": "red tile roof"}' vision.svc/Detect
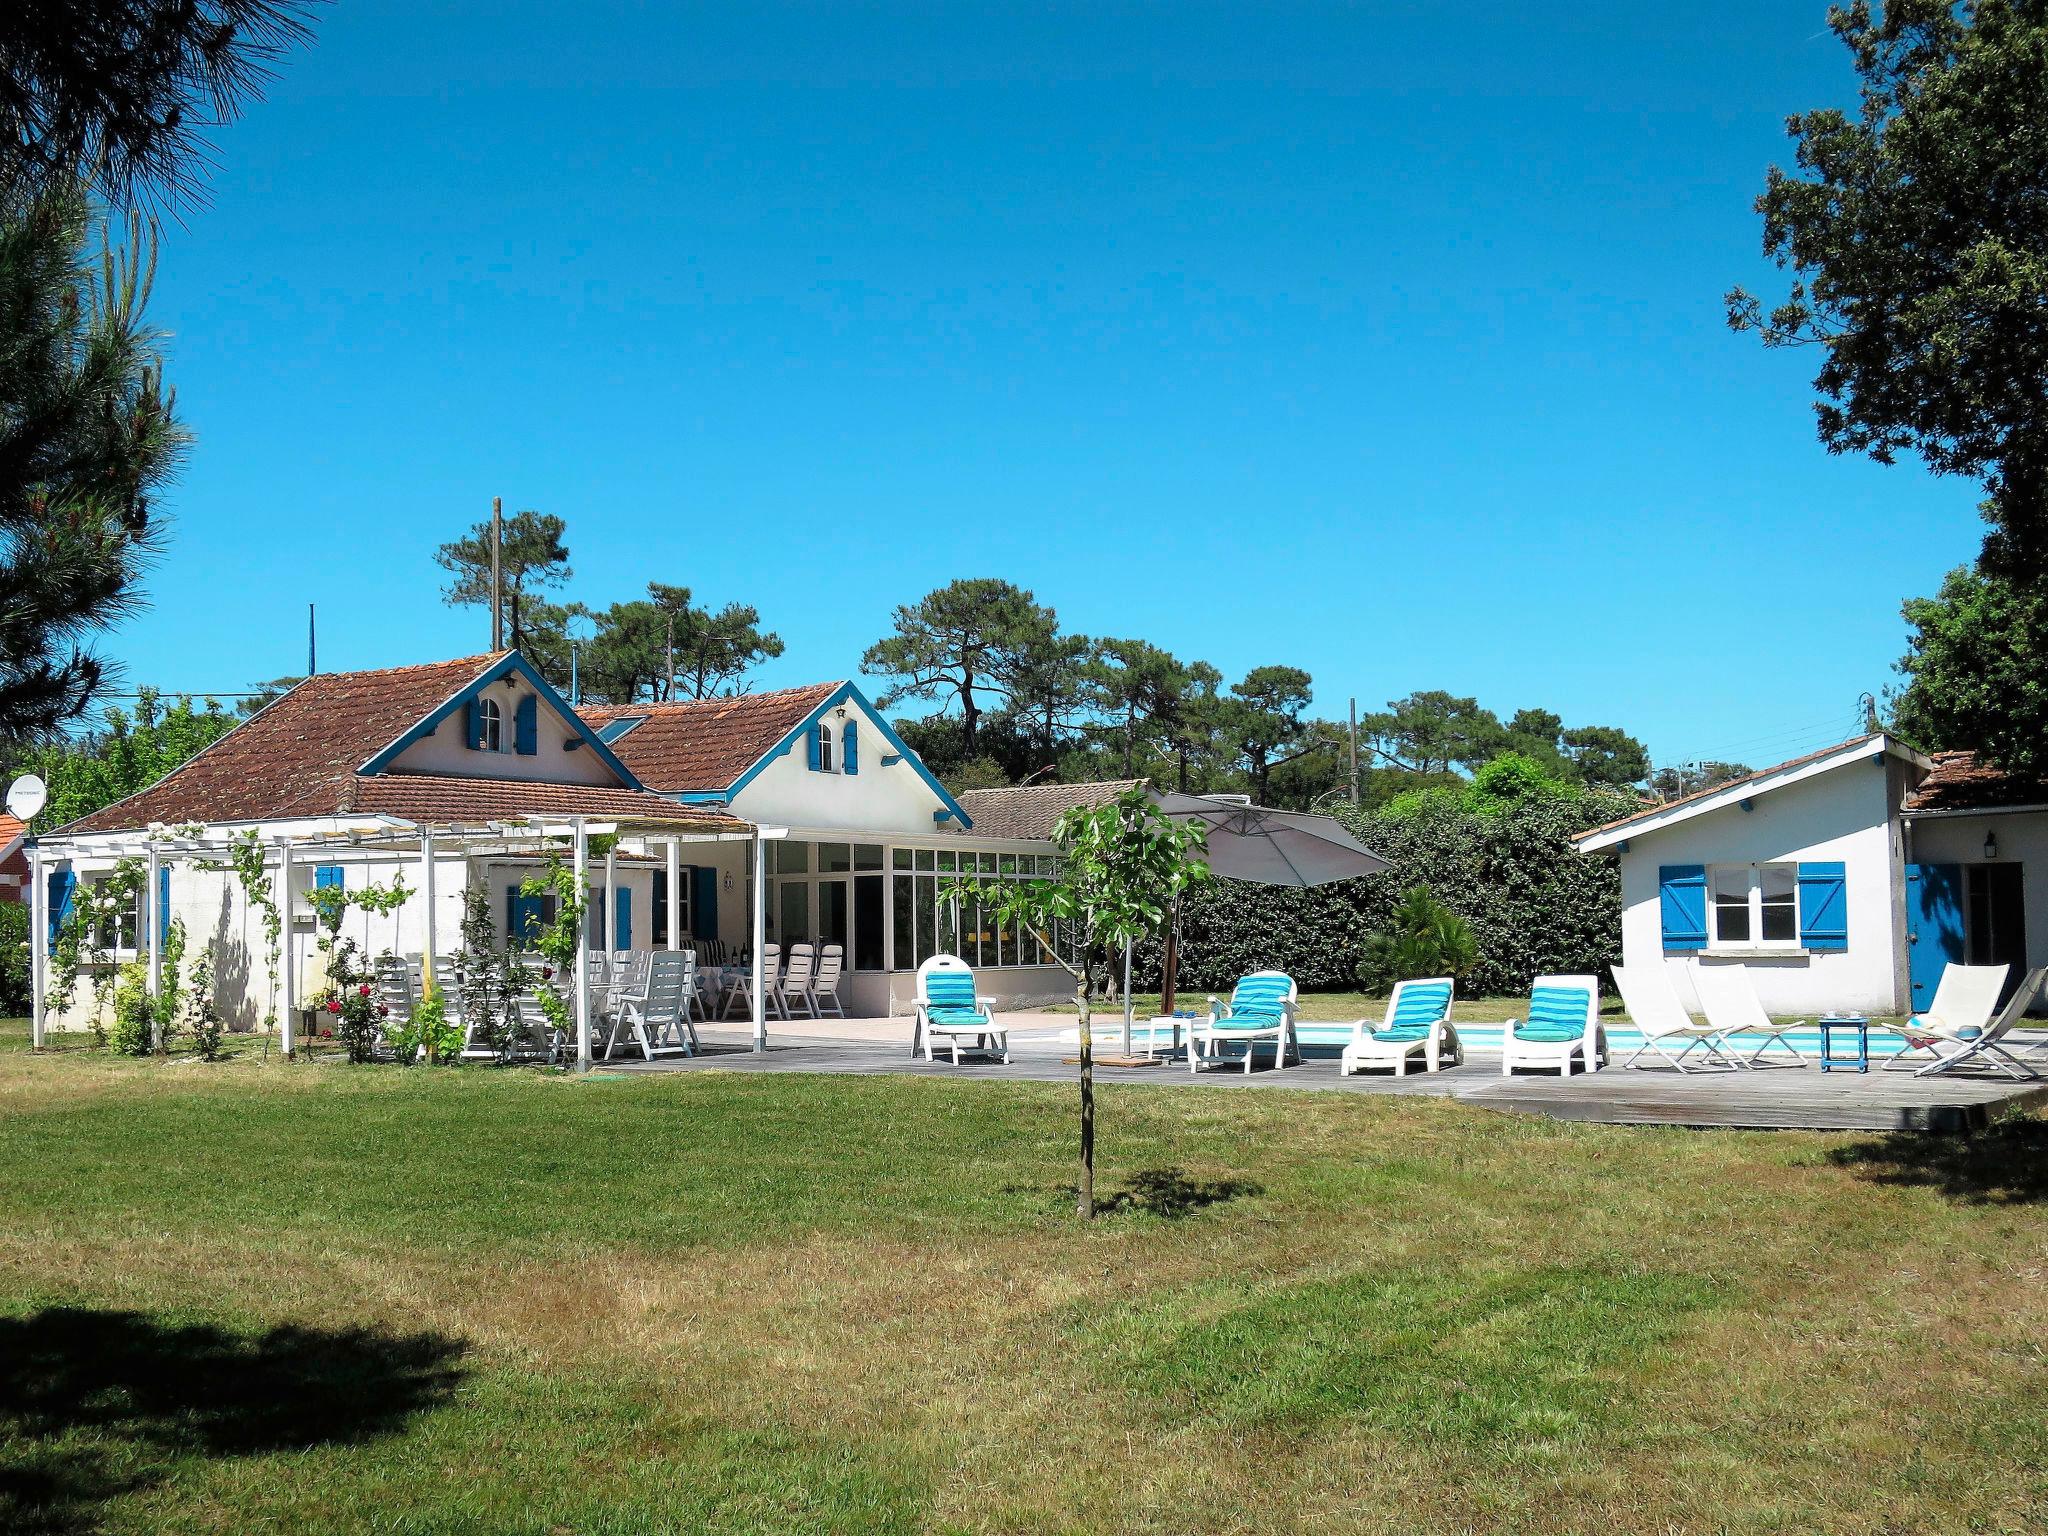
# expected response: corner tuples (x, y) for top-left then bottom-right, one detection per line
(1901, 750), (2048, 813)
(950, 780), (1145, 840)
(346, 774), (743, 829)
(50, 654), (741, 837)
(579, 683), (844, 793)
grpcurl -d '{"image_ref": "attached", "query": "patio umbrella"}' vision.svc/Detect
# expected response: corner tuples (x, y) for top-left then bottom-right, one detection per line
(1112, 793), (1390, 1051)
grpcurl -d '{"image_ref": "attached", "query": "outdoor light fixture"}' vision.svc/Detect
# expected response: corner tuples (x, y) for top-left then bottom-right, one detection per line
(1985, 830), (1999, 860)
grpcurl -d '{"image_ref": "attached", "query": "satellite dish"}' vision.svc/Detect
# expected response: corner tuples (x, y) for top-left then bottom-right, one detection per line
(6, 774), (47, 822)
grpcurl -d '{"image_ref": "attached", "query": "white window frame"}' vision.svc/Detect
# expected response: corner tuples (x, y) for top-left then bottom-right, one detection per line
(816, 721), (836, 773)
(1707, 862), (1802, 950)
(477, 696), (504, 753)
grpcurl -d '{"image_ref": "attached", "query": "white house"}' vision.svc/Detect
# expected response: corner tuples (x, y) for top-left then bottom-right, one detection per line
(28, 651), (1079, 1047)
(1575, 732), (2048, 1017)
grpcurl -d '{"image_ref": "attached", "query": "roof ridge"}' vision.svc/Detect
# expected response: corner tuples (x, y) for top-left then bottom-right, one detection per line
(1577, 732), (1891, 843)
(579, 680), (844, 716)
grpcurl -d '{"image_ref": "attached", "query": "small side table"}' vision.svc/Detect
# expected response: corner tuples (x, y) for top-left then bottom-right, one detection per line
(1817, 1015), (1871, 1073)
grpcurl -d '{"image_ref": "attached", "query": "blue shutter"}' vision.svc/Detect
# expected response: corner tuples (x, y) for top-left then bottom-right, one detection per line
(513, 694), (538, 756)
(1658, 865), (1708, 951)
(157, 866), (172, 947)
(805, 724), (821, 772)
(842, 718), (859, 775)
(693, 864), (718, 940)
(47, 868), (74, 943)
(1797, 861), (1848, 951)
(314, 865), (344, 891)
(614, 888), (633, 950)
(465, 696), (486, 749)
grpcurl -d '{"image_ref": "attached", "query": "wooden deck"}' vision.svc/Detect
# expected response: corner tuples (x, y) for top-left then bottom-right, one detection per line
(597, 1026), (2048, 1133)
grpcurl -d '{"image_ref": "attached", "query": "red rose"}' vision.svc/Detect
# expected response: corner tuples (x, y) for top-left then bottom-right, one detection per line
(359, 983), (372, 997)
(325, 999), (341, 1014)
(541, 966), (554, 980)
(378, 1004), (390, 1017)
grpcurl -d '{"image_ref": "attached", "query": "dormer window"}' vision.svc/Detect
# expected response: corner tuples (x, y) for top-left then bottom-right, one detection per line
(804, 712), (858, 775)
(817, 721), (836, 773)
(476, 696), (503, 752)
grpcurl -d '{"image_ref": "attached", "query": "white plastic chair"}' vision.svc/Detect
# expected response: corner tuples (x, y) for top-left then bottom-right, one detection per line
(1339, 977), (1457, 1076)
(1499, 975), (1601, 1075)
(1189, 971), (1298, 1074)
(603, 951), (695, 1060)
(807, 944), (847, 1019)
(779, 943), (817, 1019)
(913, 954), (1009, 1063)
(722, 944), (780, 1020)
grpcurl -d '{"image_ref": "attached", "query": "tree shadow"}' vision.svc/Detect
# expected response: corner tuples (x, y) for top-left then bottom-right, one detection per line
(0, 1307), (468, 1535)
(1013, 1167), (1263, 1218)
(1826, 1117), (2048, 1206)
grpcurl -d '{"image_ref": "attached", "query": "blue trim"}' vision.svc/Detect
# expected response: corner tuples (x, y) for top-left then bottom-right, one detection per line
(670, 790), (731, 805)
(357, 652), (646, 788)
(880, 753), (902, 767)
(721, 682), (973, 828)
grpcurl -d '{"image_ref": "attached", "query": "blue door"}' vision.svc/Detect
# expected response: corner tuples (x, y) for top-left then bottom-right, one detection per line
(1906, 863), (1965, 1013)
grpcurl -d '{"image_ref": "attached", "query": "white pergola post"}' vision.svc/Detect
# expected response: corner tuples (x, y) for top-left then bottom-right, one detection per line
(573, 817), (592, 1072)
(419, 827), (438, 992)
(28, 843), (47, 1050)
(275, 837), (296, 1059)
(145, 841), (164, 1051)
(1121, 936), (1134, 1056)
(604, 842), (618, 952)
(665, 837), (681, 952)
(751, 832), (767, 1052)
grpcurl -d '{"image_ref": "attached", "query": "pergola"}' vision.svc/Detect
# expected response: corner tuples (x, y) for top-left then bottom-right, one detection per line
(26, 810), (789, 1069)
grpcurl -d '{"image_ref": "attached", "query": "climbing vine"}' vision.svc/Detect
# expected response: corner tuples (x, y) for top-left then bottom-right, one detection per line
(519, 856), (587, 1053)
(197, 831), (282, 1033)
(309, 873), (413, 1064)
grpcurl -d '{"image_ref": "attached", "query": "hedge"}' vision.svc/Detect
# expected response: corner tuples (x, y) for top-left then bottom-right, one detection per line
(1132, 791), (1630, 998)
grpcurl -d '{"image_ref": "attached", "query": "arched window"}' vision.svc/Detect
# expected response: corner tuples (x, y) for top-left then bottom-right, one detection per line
(477, 696), (503, 752)
(817, 721), (836, 773)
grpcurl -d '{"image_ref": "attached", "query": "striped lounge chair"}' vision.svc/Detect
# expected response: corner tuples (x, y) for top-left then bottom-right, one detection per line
(1500, 974), (1602, 1076)
(1189, 970), (1298, 1074)
(1339, 977), (1458, 1076)
(912, 954), (1010, 1064)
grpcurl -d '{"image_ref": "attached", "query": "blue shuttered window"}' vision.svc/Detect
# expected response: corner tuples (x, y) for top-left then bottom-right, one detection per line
(513, 694), (538, 755)
(314, 865), (344, 891)
(1658, 865), (1707, 951)
(614, 888), (633, 950)
(805, 724), (821, 771)
(47, 868), (74, 943)
(465, 696), (486, 749)
(158, 866), (172, 947)
(842, 718), (859, 775)
(1796, 861), (1848, 950)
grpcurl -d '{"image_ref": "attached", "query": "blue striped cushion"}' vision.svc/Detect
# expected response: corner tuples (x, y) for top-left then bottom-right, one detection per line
(1229, 975), (1293, 1018)
(1514, 985), (1590, 1042)
(1390, 983), (1452, 1027)
(924, 971), (979, 1009)
(1370, 1025), (1430, 1043)
(926, 1006), (990, 1026)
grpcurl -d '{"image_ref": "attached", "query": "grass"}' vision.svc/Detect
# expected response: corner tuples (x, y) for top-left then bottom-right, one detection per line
(1, 1020), (2043, 1533)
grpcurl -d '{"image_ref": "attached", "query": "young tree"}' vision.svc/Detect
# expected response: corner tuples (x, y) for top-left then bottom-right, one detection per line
(1561, 724), (1651, 789)
(1727, 0), (2048, 575)
(0, 190), (184, 737)
(1892, 565), (2048, 774)
(0, 1), (318, 209)
(433, 509), (571, 652)
(861, 579), (1058, 756)
(948, 787), (1209, 1218)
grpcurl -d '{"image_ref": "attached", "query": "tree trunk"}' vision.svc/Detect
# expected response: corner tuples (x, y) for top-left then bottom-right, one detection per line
(960, 669), (979, 755)
(1159, 902), (1180, 1015)
(1075, 979), (1095, 1219)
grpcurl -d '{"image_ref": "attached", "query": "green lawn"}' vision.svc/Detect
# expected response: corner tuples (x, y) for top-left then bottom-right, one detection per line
(1, 1020), (2042, 1534)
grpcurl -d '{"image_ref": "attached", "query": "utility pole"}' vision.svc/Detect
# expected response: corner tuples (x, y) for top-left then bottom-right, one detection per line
(1348, 697), (1360, 806)
(307, 604), (317, 676)
(489, 496), (503, 650)
(665, 611), (675, 703)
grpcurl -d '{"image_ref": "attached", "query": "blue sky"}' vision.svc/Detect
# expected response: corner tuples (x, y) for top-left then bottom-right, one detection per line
(116, 1), (1982, 775)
